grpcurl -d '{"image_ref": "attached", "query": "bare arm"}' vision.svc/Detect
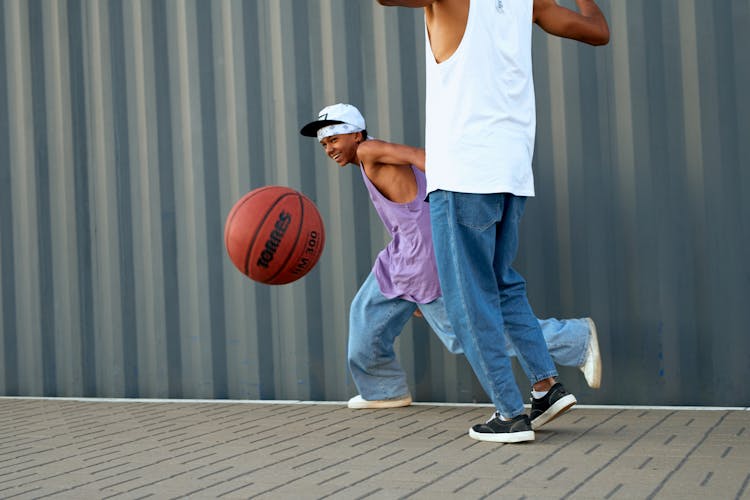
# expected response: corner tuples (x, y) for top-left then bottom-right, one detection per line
(357, 140), (426, 172)
(533, 0), (610, 46)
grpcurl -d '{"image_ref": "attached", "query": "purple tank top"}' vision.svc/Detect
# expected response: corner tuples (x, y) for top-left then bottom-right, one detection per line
(360, 165), (442, 303)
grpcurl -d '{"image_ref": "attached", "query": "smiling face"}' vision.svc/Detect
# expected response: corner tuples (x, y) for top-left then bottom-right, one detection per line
(319, 132), (362, 167)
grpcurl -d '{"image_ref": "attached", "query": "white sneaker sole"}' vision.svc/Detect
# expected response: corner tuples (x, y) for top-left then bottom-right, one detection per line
(581, 318), (602, 389)
(531, 394), (577, 430)
(468, 428), (535, 443)
(347, 395), (412, 409)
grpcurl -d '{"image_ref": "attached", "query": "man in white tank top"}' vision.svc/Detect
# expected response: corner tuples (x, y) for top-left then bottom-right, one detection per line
(377, 0), (609, 443)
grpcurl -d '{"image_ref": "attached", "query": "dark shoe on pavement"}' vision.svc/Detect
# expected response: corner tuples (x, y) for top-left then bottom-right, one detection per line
(468, 413), (535, 443)
(530, 382), (577, 430)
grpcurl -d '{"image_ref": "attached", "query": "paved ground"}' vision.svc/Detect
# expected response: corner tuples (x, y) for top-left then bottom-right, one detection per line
(0, 398), (748, 499)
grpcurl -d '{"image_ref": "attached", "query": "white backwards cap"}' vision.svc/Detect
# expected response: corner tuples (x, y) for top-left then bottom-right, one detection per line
(300, 103), (366, 141)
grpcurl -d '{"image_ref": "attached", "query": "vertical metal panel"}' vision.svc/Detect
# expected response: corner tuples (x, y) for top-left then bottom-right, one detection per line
(7, 0), (43, 396)
(1, 1), (18, 395)
(0, 0), (748, 406)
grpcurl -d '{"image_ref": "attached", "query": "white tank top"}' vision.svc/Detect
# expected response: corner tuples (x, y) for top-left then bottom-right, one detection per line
(424, 0), (536, 196)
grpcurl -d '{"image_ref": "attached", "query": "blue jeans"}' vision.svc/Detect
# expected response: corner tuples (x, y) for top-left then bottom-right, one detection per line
(429, 190), (557, 418)
(348, 271), (588, 401)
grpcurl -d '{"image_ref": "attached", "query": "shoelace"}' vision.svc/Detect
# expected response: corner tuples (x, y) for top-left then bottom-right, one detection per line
(486, 412), (502, 424)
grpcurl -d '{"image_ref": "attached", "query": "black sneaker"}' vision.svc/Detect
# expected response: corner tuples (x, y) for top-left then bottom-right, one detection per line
(530, 382), (577, 430)
(468, 413), (535, 443)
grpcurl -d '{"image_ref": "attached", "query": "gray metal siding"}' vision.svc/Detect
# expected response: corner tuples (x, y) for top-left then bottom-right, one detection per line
(0, 0), (748, 405)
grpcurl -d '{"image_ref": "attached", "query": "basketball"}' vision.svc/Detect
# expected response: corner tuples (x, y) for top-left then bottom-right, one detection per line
(224, 186), (325, 285)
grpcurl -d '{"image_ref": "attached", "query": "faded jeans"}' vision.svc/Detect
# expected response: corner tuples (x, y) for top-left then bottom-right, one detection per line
(348, 270), (588, 402)
(429, 190), (558, 418)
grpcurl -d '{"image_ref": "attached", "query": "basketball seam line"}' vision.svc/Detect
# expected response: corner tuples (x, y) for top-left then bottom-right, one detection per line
(266, 194), (305, 284)
(244, 192), (297, 277)
(224, 185), (276, 255)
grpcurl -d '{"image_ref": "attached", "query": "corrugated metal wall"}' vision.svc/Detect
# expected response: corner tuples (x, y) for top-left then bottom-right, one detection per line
(1, 0), (748, 406)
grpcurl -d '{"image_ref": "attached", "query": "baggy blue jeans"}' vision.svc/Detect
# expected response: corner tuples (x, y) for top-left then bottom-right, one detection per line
(428, 190), (558, 418)
(348, 271), (588, 402)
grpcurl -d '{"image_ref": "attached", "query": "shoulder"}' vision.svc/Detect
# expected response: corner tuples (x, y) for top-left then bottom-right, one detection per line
(358, 139), (389, 151)
(357, 139), (388, 162)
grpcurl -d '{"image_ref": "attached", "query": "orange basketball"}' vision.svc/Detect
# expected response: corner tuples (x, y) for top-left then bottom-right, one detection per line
(224, 186), (325, 285)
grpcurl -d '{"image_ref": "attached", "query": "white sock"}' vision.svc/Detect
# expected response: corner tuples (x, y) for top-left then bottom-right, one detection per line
(531, 389), (548, 400)
(495, 412), (511, 421)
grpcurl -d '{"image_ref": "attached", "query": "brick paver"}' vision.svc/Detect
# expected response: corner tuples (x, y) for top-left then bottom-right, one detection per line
(0, 399), (748, 499)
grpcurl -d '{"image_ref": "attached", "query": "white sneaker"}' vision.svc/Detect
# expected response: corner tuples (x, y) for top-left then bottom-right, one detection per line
(347, 394), (412, 409)
(580, 318), (602, 389)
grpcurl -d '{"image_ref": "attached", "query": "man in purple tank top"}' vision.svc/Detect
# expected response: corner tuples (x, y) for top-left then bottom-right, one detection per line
(300, 103), (601, 410)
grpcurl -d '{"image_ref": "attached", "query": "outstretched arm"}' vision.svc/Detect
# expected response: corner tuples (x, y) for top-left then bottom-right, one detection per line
(357, 140), (426, 172)
(533, 0), (610, 46)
